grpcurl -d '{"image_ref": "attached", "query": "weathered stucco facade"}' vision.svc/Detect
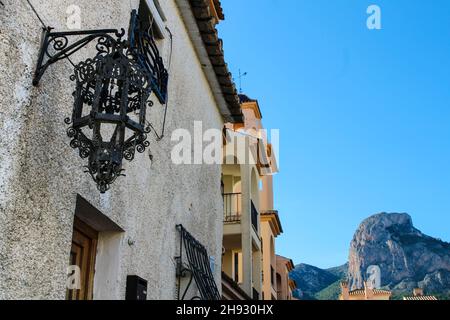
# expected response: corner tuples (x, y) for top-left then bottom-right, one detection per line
(0, 0), (238, 299)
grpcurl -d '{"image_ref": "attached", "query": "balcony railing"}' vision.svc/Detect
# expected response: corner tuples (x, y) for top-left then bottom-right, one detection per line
(223, 193), (241, 222)
(251, 201), (259, 232)
(223, 194), (259, 233)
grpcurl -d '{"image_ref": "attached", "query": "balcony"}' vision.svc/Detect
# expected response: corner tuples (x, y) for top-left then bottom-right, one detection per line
(223, 193), (241, 223)
(223, 193), (259, 233)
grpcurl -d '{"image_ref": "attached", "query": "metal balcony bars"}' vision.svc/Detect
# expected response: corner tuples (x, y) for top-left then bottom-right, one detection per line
(223, 193), (242, 222)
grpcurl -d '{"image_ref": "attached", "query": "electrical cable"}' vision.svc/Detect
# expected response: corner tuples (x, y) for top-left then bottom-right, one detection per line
(25, 0), (47, 28)
(148, 26), (173, 141)
(25, 0), (76, 68)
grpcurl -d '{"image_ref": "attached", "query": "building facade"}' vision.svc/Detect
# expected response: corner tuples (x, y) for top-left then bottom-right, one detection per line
(0, 0), (242, 300)
(221, 95), (271, 300)
(340, 281), (392, 300)
(275, 255), (296, 300)
(221, 95), (297, 300)
(261, 211), (283, 300)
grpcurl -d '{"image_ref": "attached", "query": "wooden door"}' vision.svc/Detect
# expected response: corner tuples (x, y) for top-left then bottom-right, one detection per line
(66, 217), (98, 300)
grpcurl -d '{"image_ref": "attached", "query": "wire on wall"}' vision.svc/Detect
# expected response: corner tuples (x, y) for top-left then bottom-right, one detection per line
(25, 0), (47, 28)
(25, 0), (76, 69)
(148, 26), (173, 141)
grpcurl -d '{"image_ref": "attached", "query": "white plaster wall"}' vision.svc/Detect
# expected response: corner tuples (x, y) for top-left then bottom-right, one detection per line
(0, 0), (224, 299)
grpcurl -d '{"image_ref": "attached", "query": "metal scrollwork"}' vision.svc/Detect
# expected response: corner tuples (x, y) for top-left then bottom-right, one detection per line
(129, 10), (169, 104)
(33, 10), (169, 192)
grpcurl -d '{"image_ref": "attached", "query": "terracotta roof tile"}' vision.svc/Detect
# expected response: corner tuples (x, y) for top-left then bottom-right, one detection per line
(213, 0), (225, 20)
(188, 0), (243, 123)
(403, 296), (438, 301)
(349, 289), (391, 296)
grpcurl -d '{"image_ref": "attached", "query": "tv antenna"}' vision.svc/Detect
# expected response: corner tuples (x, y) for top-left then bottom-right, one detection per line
(237, 69), (248, 94)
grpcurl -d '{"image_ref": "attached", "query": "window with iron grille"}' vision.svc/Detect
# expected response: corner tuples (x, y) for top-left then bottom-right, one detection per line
(139, 0), (166, 40)
(175, 225), (221, 300)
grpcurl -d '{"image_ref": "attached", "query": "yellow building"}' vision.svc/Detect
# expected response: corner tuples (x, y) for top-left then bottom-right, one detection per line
(221, 94), (298, 300)
(339, 281), (391, 300)
(276, 255), (297, 300)
(221, 95), (280, 300)
(260, 211), (283, 300)
(221, 96), (266, 300)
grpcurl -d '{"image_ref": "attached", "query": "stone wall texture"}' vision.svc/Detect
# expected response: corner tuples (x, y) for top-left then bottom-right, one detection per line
(0, 0), (224, 299)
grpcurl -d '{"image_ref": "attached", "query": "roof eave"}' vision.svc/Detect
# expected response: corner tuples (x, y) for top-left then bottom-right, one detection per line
(175, 0), (244, 123)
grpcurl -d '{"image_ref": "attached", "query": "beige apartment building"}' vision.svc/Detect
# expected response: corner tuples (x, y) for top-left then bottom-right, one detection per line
(0, 0), (243, 300)
(221, 95), (297, 300)
(276, 255), (296, 300)
(260, 211), (283, 300)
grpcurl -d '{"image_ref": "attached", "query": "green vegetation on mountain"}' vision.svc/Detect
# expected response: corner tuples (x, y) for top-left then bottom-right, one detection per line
(290, 263), (347, 300)
(314, 280), (342, 300)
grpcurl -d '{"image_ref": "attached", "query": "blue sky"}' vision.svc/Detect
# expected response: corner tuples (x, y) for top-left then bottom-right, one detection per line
(218, 0), (450, 268)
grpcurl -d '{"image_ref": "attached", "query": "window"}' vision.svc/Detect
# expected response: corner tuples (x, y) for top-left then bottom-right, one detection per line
(232, 251), (243, 284)
(176, 225), (221, 300)
(271, 266), (275, 286)
(234, 252), (239, 283)
(153, 0), (166, 21)
(139, 0), (166, 40)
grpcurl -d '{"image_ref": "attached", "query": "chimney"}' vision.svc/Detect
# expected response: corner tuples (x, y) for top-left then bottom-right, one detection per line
(413, 288), (424, 297)
(364, 281), (374, 300)
(340, 281), (350, 300)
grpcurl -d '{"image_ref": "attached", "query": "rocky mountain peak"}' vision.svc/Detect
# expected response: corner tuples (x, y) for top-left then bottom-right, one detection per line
(348, 212), (450, 296)
(355, 213), (416, 240)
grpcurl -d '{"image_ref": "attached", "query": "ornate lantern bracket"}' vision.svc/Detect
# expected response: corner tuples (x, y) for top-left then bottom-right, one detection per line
(32, 28), (123, 86)
(32, 10), (169, 193)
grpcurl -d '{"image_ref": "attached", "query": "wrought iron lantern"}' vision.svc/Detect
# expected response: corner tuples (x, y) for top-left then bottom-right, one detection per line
(33, 10), (168, 192)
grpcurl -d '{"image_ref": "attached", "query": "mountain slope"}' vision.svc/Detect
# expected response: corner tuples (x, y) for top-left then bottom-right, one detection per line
(326, 263), (348, 279)
(314, 280), (342, 300)
(290, 263), (346, 300)
(348, 212), (450, 297)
